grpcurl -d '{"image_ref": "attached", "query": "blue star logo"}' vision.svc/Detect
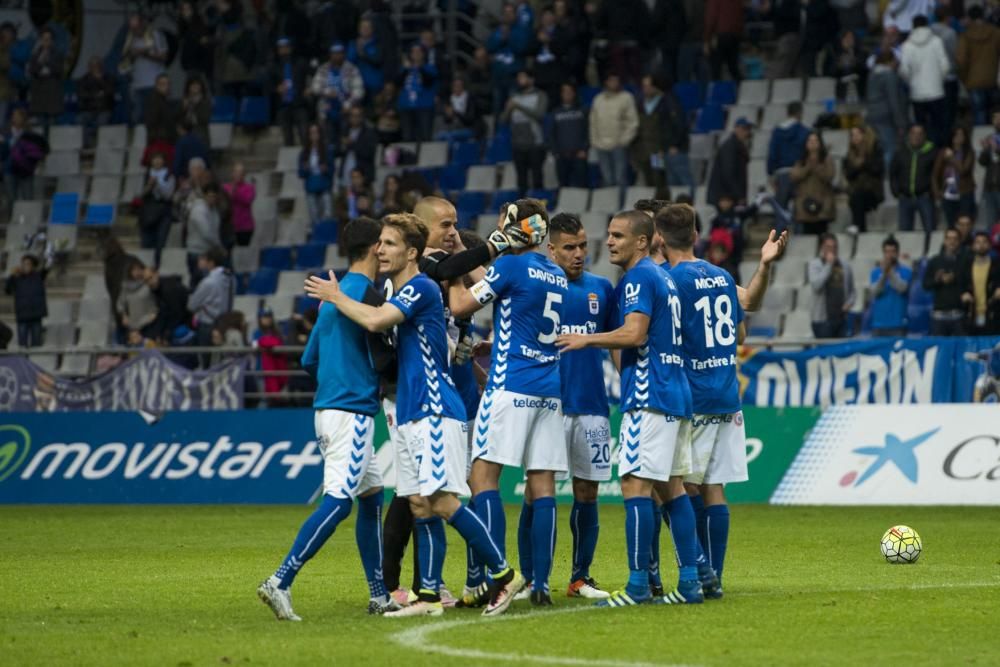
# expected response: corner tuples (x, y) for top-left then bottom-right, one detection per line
(851, 428), (939, 486)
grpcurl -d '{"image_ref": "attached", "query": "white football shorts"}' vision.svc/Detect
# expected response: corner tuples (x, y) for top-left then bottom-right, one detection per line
(559, 414), (613, 482)
(472, 388), (568, 473)
(315, 408), (382, 499)
(396, 415), (470, 498)
(618, 409), (691, 482)
(684, 412), (749, 485)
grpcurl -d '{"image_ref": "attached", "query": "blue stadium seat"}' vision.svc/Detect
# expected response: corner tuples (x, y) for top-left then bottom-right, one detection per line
(49, 193), (79, 225)
(707, 80), (737, 106)
(295, 295), (320, 315)
(212, 95), (238, 123)
(484, 128), (512, 164)
(526, 189), (557, 209)
(260, 246), (293, 271)
(450, 140), (481, 167)
(579, 85), (601, 107)
(246, 268), (279, 295)
(83, 204), (114, 227)
(311, 221), (339, 244)
(456, 191), (486, 214)
(295, 243), (327, 270)
(237, 96), (270, 127)
(587, 163), (602, 188)
(673, 82), (703, 117)
(693, 104), (725, 133)
(416, 167), (440, 186)
(456, 208), (478, 230)
(438, 164), (468, 191)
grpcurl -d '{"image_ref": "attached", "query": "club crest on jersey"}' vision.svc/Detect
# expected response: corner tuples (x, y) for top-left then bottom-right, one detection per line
(588, 292), (599, 314)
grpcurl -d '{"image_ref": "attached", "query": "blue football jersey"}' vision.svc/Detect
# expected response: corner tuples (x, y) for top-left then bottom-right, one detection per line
(670, 260), (744, 414)
(301, 272), (380, 415)
(616, 257), (692, 418)
(388, 273), (466, 424)
(470, 252), (568, 398)
(560, 271), (615, 417)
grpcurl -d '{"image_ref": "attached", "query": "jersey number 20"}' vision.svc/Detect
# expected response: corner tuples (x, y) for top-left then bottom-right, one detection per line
(537, 292), (563, 344)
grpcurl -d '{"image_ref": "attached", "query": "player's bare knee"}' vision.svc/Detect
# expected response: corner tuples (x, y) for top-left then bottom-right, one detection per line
(526, 470), (555, 498)
(684, 482), (701, 497)
(573, 478), (599, 503)
(701, 484), (726, 506)
(469, 458), (501, 493)
(621, 474), (652, 499)
(408, 495), (433, 518)
(428, 491), (460, 520)
(666, 475), (687, 499)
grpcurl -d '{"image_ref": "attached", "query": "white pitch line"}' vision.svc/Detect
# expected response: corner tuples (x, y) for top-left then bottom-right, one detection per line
(391, 580), (1000, 667)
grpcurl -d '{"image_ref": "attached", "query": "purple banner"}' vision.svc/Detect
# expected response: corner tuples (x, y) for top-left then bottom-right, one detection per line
(0, 351), (245, 412)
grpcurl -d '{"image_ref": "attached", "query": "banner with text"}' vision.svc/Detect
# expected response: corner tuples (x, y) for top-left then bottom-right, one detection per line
(771, 405), (1000, 505)
(739, 336), (1000, 406)
(0, 351), (245, 412)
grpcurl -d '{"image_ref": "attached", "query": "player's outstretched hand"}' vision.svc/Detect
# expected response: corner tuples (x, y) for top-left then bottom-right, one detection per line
(760, 229), (788, 265)
(304, 270), (341, 302)
(556, 333), (588, 352)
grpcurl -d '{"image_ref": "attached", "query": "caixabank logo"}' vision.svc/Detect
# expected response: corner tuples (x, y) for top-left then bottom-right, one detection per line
(839, 428), (940, 487)
(0, 424), (31, 483)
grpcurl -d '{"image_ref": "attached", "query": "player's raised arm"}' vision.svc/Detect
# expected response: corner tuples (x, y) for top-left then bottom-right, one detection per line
(305, 271), (405, 332)
(739, 228), (787, 312)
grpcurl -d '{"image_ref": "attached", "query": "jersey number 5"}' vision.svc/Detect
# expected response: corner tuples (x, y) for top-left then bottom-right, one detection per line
(537, 291), (563, 344)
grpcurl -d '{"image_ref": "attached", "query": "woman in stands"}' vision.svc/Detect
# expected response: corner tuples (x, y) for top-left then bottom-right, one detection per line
(842, 125), (884, 234)
(298, 123), (334, 228)
(790, 131), (836, 235)
(224, 161), (256, 246)
(138, 151), (176, 268)
(180, 75), (212, 147)
(932, 126), (977, 229)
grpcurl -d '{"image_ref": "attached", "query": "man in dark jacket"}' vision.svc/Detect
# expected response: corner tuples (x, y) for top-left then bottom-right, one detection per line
(77, 56), (115, 149)
(978, 110), (1000, 229)
(270, 37), (310, 147)
(707, 117), (751, 206)
(630, 73), (688, 197)
(173, 119), (211, 179)
(866, 49), (909, 168)
(339, 105), (378, 185)
(4, 254), (47, 348)
(767, 102), (812, 207)
(959, 231), (1000, 335)
(923, 228), (967, 335)
(144, 73), (176, 146)
(889, 124), (937, 233)
(549, 82), (588, 188)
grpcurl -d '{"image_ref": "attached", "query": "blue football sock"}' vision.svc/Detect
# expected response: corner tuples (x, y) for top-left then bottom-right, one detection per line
(665, 494), (700, 583)
(355, 492), (386, 599)
(415, 517), (447, 597)
(706, 504), (731, 583)
(464, 497), (484, 588)
(517, 500), (534, 585)
(624, 497), (653, 598)
(275, 494), (352, 589)
(449, 505), (509, 575)
(690, 493), (709, 566)
(648, 503), (663, 588)
(569, 500), (599, 582)
(530, 497), (556, 594)
(472, 490), (506, 574)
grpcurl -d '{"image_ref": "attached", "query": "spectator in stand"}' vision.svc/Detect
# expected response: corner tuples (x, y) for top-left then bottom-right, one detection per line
(348, 17), (385, 100)
(334, 167), (374, 221)
(378, 173), (403, 215)
(465, 47), (494, 121)
(767, 102), (812, 208)
(882, 0), (934, 33)
(532, 7), (567, 104)
(178, 1), (213, 82)
(932, 126), (976, 229)
(144, 74), (176, 157)
(418, 29), (449, 91)
(590, 0), (650, 85)
(706, 194), (751, 271)
(299, 123), (334, 227)
(339, 105), (378, 186)
(549, 82), (589, 188)
(487, 3), (531, 115)
(252, 306), (290, 401)
(589, 72), (638, 189)
(28, 27), (63, 135)
(120, 14), (167, 126)
(212, 0), (255, 98)
(398, 43), (438, 142)
(186, 182), (222, 285)
(187, 246), (234, 360)
(829, 29), (868, 101)
(957, 6), (1000, 126)
(441, 77), (484, 139)
(707, 117), (752, 207)
(677, 0), (706, 82)
(790, 132), (837, 235)
(890, 124), (937, 233)
(77, 57), (115, 149)
(955, 214), (974, 259)
(553, 0), (589, 84)
(138, 151), (176, 267)
(978, 110), (1000, 228)
(930, 6), (958, 134)
(309, 42), (364, 147)
(960, 231), (1000, 335)
(843, 125), (884, 234)
(504, 69), (547, 196)
(923, 228), (967, 335)
(651, 0), (687, 88)
(270, 38), (309, 148)
(898, 15), (950, 147)
(117, 259), (160, 341)
(992, 219), (1000, 256)
(705, 0), (743, 82)
(4, 254), (47, 348)
(223, 162), (255, 247)
(869, 235), (912, 337)
(865, 50), (909, 168)
(1, 109), (41, 210)
(180, 76), (212, 147)
(173, 119), (211, 180)
(631, 72), (688, 198)
(808, 233), (855, 338)
(0, 23), (16, 125)
(373, 81), (401, 144)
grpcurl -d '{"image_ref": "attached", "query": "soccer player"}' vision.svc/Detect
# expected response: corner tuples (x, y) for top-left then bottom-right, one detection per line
(448, 199), (569, 607)
(557, 210), (703, 607)
(514, 213), (614, 600)
(257, 217), (397, 621)
(659, 203), (747, 599)
(305, 214), (523, 617)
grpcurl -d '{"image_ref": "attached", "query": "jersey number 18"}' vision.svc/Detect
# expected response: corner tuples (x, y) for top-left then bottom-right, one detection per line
(694, 294), (735, 348)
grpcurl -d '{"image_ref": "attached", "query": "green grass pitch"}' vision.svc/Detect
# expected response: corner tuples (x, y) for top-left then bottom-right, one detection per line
(3, 505), (998, 666)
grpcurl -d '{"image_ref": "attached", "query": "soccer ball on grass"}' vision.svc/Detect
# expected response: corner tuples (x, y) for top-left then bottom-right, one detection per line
(880, 525), (922, 564)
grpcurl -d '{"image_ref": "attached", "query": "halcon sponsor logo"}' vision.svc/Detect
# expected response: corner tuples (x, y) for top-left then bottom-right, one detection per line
(18, 436), (322, 481)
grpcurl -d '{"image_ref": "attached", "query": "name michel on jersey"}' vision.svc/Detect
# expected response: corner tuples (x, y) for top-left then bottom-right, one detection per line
(693, 275), (730, 289)
(528, 267), (568, 288)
